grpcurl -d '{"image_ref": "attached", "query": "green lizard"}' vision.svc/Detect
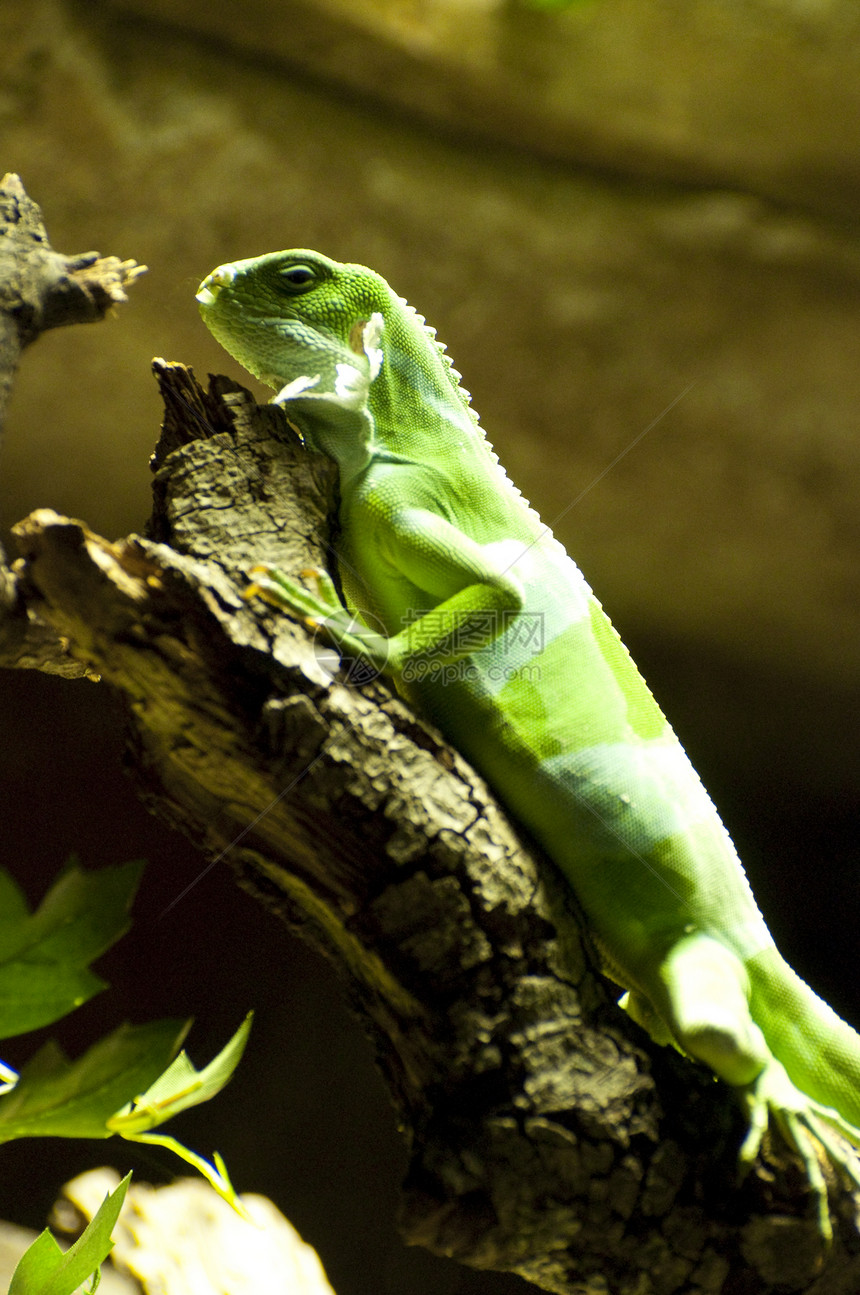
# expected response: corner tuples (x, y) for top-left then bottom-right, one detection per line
(197, 249), (860, 1237)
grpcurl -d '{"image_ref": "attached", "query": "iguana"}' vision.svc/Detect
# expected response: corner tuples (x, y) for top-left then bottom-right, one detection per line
(197, 249), (860, 1237)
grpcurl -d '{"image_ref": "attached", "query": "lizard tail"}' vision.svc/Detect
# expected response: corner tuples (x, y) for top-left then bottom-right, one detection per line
(748, 946), (860, 1135)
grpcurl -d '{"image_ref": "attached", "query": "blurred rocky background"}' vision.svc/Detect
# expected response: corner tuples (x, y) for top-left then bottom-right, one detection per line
(1, 2), (859, 1292)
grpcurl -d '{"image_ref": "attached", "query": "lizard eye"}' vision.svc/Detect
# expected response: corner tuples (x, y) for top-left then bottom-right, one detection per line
(277, 264), (317, 293)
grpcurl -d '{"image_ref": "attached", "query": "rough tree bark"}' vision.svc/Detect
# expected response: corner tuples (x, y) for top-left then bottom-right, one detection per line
(3, 180), (860, 1295)
(0, 171), (145, 675)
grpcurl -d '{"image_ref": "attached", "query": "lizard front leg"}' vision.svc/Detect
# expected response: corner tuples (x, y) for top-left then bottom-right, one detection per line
(247, 505), (525, 685)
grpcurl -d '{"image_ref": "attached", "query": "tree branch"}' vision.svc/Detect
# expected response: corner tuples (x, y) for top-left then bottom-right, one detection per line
(0, 173), (146, 677)
(8, 359), (860, 1291)
(0, 172), (146, 436)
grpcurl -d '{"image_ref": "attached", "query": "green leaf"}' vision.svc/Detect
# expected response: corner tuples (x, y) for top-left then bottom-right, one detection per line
(0, 860), (146, 1038)
(108, 1012), (253, 1134)
(108, 1014), (253, 1214)
(0, 1019), (188, 1142)
(8, 1171), (130, 1295)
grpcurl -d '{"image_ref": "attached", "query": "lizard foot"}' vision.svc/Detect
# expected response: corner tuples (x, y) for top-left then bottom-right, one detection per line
(245, 564), (391, 679)
(739, 1056), (860, 1242)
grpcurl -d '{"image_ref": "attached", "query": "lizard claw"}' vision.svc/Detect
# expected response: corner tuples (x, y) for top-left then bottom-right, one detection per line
(739, 1058), (860, 1242)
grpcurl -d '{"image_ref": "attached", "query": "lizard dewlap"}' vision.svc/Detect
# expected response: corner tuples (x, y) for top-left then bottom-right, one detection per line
(198, 249), (860, 1237)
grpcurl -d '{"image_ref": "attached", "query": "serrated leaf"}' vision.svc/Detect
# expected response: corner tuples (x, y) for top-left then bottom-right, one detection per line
(108, 1011), (252, 1133)
(0, 860), (145, 964)
(0, 860), (146, 1038)
(8, 1172), (130, 1295)
(0, 1019), (189, 1142)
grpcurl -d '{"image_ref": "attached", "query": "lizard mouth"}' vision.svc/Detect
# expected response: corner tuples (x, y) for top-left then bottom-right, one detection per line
(195, 266), (235, 306)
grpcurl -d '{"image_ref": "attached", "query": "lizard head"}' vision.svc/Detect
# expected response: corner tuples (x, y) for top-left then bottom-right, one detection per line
(196, 249), (389, 394)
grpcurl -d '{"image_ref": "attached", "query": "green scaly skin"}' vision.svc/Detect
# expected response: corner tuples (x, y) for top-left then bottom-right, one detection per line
(198, 249), (860, 1237)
